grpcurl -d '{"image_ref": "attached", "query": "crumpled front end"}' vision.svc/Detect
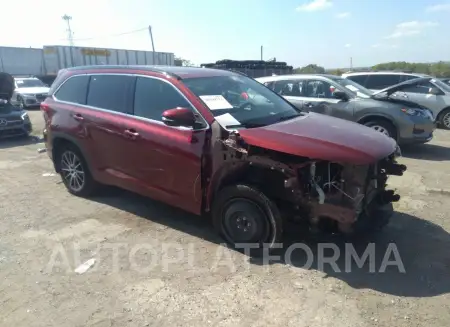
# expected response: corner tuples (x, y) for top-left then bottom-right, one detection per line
(210, 131), (406, 235)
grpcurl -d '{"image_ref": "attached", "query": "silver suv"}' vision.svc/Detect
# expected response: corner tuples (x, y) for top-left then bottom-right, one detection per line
(342, 72), (450, 129)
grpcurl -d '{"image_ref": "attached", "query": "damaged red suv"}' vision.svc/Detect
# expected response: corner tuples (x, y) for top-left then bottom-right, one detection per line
(41, 66), (406, 249)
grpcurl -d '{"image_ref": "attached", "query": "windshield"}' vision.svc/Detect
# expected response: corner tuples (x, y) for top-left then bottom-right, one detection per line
(183, 75), (303, 128)
(332, 78), (373, 98)
(15, 79), (45, 88)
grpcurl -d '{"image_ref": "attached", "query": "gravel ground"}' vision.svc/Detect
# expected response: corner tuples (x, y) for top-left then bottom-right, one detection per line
(1, 110), (449, 327)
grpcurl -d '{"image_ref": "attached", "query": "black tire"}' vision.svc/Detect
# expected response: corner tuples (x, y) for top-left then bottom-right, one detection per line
(438, 108), (450, 130)
(211, 184), (283, 254)
(57, 143), (99, 197)
(363, 119), (397, 140)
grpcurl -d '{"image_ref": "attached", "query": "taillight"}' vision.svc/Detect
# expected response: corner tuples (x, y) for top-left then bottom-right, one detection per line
(40, 102), (50, 113)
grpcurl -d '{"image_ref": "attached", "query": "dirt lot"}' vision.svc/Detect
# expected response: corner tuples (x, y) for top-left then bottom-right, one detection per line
(1, 110), (450, 327)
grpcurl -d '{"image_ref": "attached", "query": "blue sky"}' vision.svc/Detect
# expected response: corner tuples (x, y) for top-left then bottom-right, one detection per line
(1, 0), (450, 68)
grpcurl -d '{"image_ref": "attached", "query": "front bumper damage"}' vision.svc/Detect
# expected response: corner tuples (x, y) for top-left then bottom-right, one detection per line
(216, 132), (406, 234)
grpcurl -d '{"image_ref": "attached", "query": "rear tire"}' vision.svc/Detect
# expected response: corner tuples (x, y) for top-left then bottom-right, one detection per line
(57, 144), (99, 197)
(363, 119), (397, 140)
(212, 184), (283, 255)
(438, 108), (450, 130)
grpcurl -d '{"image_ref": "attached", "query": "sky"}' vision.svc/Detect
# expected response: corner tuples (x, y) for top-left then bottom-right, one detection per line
(1, 0), (450, 69)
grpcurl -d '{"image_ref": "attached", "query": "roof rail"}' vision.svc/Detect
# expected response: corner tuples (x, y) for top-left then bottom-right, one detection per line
(65, 65), (182, 80)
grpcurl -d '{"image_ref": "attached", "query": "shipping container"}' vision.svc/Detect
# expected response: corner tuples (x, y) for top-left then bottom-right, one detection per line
(201, 59), (293, 78)
(0, 45), (175, 81)
(42, 45), (175, 75)
(0, 46), (44, 76)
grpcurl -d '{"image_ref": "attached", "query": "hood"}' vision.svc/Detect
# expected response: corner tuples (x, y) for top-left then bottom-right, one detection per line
(371, 77), (431, 97)
(0, 72), (15, 101)
(238, 112), (397, 165)
(16, 87), (50, 94)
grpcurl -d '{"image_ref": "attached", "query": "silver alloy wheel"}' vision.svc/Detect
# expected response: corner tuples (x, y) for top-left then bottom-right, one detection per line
(370, 125), (390, 137)
(443, 112), (450, 128)
(60, 151), (85, 192)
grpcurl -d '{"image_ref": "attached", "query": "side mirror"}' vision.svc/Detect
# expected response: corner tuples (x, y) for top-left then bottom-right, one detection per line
(429, 87), (440, 95)
(333, 90), (349, 101)
(162, 107), (196, 127)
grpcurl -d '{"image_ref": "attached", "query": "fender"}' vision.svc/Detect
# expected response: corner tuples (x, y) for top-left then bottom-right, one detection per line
(50, 132), (94, 174)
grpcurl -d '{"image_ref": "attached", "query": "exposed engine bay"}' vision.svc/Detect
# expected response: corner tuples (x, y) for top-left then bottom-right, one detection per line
(216, 131), (406, 234)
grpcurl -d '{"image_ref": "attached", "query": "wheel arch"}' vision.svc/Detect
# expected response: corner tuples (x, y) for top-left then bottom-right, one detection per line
(357, 114), (399, 140)
(436, 106), (450, 124)
(51, 133), (92, 174)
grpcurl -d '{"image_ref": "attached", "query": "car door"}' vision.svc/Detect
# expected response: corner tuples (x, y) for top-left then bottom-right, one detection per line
(116, 75), (208, 214)
(301, 79), (355, 120)
(80, 74), (136, 188)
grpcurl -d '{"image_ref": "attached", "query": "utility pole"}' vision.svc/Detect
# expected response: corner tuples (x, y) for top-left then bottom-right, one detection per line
(148, 25), (156, 65)
(62, 14), (74, 46)
(260, 45), (263, 61)
(350, 57), (353, 71)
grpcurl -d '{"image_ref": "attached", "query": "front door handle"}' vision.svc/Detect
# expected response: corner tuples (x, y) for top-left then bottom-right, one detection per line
(304, 102), (314, 107)
(73, 113), (84, 121)
(124, 129), (139, 139)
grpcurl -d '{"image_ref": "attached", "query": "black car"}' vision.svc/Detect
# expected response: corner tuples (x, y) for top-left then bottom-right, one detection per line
(0, 72), (32, 138)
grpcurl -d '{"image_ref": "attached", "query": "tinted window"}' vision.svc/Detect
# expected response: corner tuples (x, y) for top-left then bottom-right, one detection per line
(87, 75), (134, 113)
(403, 81), (440, 94)
(346, 75), (368, 86)
(303, 80), (335, 98)
(276, 80), (303, 96)
(401, 75), (420, 82)
(54, 75), (89, 104)
(365, 74), (401, 90)
(133, 77), (191, 121)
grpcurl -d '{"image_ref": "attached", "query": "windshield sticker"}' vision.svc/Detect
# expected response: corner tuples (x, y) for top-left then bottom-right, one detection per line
(345, 85), (359, 92)
(215, 113), (240, 127)
(199, 95), (233, 110)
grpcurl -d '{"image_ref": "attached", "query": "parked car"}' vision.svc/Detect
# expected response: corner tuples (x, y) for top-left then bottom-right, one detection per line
(41, 65), (406, 250)
(0, 73), (33, 139)
(11, 76), (50, 109)
(256, 74), (436, 144)
(341, 71), (430, 90)
(369, 77), (450, 130)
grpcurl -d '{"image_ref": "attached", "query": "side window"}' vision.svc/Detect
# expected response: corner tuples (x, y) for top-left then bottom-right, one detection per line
(133, 77), (192, 121)
(401, 75), (419, 82)
(346, 75), (368, 86)
(87, 75), (134, 113)
(365, 74), (401, 90)
(263, 81), (274, 90)
(304, 80), (335, 99)
(54, 75), (89, 104)
(273, 80), (303, 96)
(402, 82), (440, 94)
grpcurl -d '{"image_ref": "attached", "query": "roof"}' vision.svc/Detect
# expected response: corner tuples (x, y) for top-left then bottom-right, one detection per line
(65, 65), (237, 79)
(256, 74), (341, 82)
(342, 71), (431, 77)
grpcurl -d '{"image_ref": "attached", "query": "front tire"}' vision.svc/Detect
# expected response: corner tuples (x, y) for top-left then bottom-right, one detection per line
(364, 119), (397, 140)
(212, 184), (283, 252)
(439, 108), (450, 130)
(57, 144), (99, 197)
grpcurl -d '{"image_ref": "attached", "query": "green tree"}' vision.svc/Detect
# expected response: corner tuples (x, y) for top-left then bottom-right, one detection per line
(294, 64), (326, 74)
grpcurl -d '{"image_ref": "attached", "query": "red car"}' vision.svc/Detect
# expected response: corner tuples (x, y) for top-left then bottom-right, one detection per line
(41, 65), (406, 249)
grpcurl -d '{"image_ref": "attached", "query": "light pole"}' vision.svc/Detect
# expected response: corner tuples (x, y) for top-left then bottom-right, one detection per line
(62, 14), (74, 46)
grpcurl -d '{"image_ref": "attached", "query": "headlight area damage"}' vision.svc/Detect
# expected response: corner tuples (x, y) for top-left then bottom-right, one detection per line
(210, 131), (406, 236)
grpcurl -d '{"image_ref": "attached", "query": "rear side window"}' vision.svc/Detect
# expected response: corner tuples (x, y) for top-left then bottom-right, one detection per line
(365, 74), (401, 90)
(133, 77), (191, 121)
(54, 75), (89, 104)
(346, 75), (368, 86)
(87, 75), (134, 113)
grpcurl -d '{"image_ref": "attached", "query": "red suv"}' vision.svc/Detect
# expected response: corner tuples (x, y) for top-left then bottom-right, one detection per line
(41, 65), (406, 250)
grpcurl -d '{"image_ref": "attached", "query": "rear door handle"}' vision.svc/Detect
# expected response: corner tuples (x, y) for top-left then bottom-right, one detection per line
(73, 113), (84, 121)
(124, 129), (139, 139)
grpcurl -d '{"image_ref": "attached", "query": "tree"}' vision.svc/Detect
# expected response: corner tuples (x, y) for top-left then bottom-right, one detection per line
(294, 64), (326, 74)
(174, 56), (195, 67)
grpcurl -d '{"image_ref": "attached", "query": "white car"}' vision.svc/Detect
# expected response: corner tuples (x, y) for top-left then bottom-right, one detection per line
(11, 77), (50, 109)
(342, 72), (450, 129)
